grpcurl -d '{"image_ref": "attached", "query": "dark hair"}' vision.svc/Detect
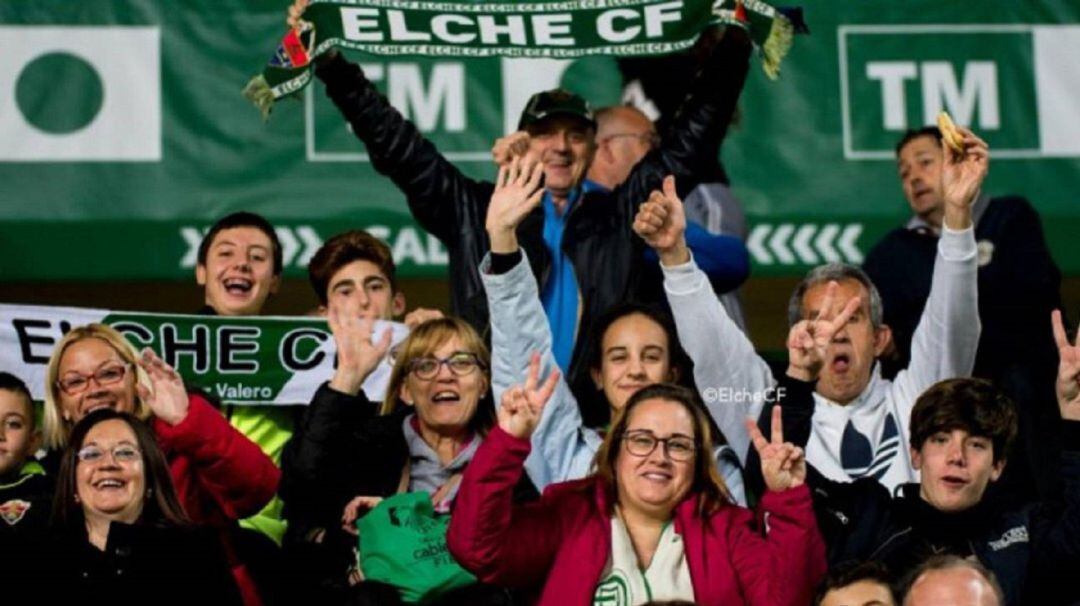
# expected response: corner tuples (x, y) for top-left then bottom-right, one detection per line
(895, 126), (943, 156)
(909, 378), (1017, 464)
(52, 409), (190, 531)
(308, 230), (397, 305)
(901, 555), (1004, 606)
(197, 211), (283, 275)
(593, 383), (732, 515)
(0, 371), (34, 430)
(815, 561), (896, 606)
(580, 302), (694, 427)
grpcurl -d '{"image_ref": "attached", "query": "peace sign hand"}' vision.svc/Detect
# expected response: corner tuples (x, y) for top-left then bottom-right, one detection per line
(497, 352), (560, 439)
(1052, 310), (1080, 421)
(787, 281), (861, 382)
(745, 406), (806, 492)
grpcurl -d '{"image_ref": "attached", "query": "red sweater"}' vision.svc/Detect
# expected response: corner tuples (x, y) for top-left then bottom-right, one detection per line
(448, 427), (826, 606)
(152, 394), (281, 605)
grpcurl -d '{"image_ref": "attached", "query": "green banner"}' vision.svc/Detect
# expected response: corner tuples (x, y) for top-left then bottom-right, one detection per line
(0, 303), (406, 406)
(0, 0), (1078, 281)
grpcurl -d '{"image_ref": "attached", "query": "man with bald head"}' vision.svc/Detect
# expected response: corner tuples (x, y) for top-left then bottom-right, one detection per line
(587, 106), (660, 190)
(903, 556), (1003, 606)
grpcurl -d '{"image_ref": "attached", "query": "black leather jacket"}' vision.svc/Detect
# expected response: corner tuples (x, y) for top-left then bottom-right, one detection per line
(314, 28), (750, 397)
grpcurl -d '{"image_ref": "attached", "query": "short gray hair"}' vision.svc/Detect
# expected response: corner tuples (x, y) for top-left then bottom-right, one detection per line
(786, 263), (884, 328)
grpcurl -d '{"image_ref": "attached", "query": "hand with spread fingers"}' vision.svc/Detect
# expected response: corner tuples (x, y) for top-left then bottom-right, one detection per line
(137, 348), (190, 426)
(497, 352), (560, 440)
(341, 495), (384, 536)
(787, 281), (861, 382)
(491, 131), (532, 168)
(633, 175), (689, 266)
(328, 297), (394, 396)
(941, 125), (990, 230)
(1052, 310), (1080, 421)
(485, 154), (545, 254)
(745, 406), (807, 492)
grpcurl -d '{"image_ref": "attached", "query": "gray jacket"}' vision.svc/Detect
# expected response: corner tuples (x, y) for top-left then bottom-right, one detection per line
(481, 251), (747, 505)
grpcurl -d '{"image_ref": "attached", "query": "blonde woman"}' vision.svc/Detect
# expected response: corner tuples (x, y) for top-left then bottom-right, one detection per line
(42, 323), (279, 604)
(281, 309), (525, 603)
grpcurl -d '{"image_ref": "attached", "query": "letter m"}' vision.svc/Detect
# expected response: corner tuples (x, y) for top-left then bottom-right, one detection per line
(921, 61), (1000, 129)
(389, 63), (466, 132)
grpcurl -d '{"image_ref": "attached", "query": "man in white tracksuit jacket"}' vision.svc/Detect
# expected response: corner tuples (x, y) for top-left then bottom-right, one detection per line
(634, 129), (991, 495)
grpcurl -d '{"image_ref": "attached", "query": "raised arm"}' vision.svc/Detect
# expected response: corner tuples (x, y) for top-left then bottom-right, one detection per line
(136, 349), (279, 520)
(482, 157), (604, 490)
(280, 303), (392, 526)
(733, 407), (827, 605)
(893, 127), (986, 425)
(1028, 311), (1080, 587)
(635, 176), (774, 463)
(615, 27), (753, 220)
(447, 378), (567, 588)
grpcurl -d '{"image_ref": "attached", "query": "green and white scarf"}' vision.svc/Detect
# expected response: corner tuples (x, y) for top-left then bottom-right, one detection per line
(245, 0), (800, 120)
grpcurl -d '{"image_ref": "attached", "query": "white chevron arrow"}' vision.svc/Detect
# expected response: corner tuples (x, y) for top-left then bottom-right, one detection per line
(295, 226), (324, 267)
(838, 224), (863, 263)
(275, 227), (300, 267)
(747, 225), (773, 265)
(792, 225), (819, 264)
(768, 224), (796, 265)
(179, 227), (206, 268)
(814, 224), (842, 263)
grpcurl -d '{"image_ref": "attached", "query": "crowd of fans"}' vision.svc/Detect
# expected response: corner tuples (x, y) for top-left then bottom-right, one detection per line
(2, 3), (1078, 605)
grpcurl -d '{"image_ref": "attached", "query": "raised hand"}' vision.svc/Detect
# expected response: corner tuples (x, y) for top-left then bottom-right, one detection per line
(491, 131), (532, 167)
(341, 495), (384, 536)
(632, 175), (689, 266)
(485, 155), (545, 254)
(787, 281), (861, 382)
(286, 0), (309, 29)
(403, 307), (444, 330)
(1052, 310), (1080, 421)
(137, 349), (190, 426)
(745, 406), (806, 492)
(941, 125), (990, 230)
(497, 352), (560, 439)
(328, 297), (394, 395)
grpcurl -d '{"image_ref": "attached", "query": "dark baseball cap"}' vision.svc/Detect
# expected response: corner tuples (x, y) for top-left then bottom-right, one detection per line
(517, 89), (596, 131)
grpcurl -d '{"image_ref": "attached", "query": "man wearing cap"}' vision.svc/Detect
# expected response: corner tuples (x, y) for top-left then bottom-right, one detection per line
(310, 27), (751, 394)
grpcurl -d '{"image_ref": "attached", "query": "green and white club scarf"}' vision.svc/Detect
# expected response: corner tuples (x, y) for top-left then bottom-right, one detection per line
(245, 0), (800, 120)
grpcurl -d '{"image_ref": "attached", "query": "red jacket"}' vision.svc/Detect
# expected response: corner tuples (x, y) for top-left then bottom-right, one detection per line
(152, 393), (281, 605)
(448, 427), (826, 606)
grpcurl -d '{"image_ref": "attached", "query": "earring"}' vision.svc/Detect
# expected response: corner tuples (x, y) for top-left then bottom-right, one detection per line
(74, 494), (80, 503)
(146, 488), (153, 498)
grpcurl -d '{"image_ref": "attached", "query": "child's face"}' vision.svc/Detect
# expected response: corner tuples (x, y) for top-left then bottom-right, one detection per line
(0, 390), (39, 477)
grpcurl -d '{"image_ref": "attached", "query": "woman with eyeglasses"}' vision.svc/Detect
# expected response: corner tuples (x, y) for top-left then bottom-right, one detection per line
(42, 408), (241, 602)
(447, 380), (826, 606)
(41, 323), (280, 604)
(480, 160), (747, 504)
(280, 313), (524, 603)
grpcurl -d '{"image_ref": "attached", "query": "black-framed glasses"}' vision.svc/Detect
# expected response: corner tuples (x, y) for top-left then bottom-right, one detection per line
(622, 430), (696, 462)
(57, 363), (132, 396)
(408, 353), (485, 380)
(77, 444), (142, 465)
